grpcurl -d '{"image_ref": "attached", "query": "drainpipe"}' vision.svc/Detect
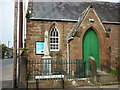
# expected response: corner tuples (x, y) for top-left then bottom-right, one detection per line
(67, 42), (70, 74)
(67, 37), (74, 75)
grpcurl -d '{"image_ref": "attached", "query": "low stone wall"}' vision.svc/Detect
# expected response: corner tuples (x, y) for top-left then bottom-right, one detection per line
(28, 78), (92, 88)
(27, 73), (118, 88)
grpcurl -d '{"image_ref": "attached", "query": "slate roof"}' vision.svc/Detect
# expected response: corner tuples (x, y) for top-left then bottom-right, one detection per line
(67, 5), (91, 41)
(31, 2), (119, 22)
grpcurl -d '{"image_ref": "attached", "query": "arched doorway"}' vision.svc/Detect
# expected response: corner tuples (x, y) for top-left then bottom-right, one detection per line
(82, 28), (100, 70)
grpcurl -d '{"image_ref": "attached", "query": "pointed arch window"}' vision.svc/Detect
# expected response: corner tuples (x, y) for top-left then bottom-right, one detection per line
(50, 26), (59, 51)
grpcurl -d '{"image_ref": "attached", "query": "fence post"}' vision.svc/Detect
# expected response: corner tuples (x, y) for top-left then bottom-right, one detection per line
(61, 78), (64, 89)
(89, 57), (97, 82)
(36, 79), (39, 90)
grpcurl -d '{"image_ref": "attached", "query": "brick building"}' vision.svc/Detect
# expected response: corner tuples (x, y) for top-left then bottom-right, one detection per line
(26, 2), (119, 76)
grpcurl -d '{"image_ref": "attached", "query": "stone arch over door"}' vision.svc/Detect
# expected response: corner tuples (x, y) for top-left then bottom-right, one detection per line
(82, 28), (100, 70)
(68, 7), (107, 71)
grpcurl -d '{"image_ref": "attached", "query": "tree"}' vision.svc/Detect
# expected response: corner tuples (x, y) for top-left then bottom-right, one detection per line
(0, 44), (7, 58)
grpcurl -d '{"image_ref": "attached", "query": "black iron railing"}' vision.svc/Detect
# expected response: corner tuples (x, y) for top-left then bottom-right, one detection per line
(27, 59), (86, 80)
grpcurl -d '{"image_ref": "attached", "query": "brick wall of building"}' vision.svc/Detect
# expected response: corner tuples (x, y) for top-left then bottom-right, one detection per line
(104, 24), (119, 69)
(26, 21), (75, 61)
(26, 8), (119, 71)
(69, 8), (107, 71)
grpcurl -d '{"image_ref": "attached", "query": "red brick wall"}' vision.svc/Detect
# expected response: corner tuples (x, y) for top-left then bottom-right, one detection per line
(26, 21), (75, 61)
(26, 9), (120, 71)
(104, 24), (119, 69)
(69, 8), (107, 71)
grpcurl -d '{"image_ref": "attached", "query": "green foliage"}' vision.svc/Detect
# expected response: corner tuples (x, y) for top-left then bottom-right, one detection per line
(0, 44), (7, 58)
(107, 69), (117, 75)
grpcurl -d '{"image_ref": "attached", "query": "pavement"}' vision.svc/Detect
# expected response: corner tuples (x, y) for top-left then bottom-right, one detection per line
(0, 58), (13, 89)
(78, 86), (119, 90)
(78, 83), (120, 88)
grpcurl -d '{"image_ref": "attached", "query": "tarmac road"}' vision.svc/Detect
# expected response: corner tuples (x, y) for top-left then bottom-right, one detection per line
(1, 58), (13, 81)
(0, 58), (13, 89)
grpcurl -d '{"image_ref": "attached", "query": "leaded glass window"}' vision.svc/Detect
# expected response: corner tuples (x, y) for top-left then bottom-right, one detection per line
(50, 27), (59, 51)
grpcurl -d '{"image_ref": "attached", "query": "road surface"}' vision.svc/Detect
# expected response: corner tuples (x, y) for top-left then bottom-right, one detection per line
(0, 58), (13, 89)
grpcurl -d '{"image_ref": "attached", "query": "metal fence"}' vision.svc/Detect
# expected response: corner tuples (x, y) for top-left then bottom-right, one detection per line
(27, 59), (86, 80)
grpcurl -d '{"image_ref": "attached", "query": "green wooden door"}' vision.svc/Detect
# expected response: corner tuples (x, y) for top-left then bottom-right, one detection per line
(82, 29), (99, 70)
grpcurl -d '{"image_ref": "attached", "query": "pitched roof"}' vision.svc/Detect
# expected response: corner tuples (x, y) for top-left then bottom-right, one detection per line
(67, 5), (91, 41)
(31, 2), (119, 22)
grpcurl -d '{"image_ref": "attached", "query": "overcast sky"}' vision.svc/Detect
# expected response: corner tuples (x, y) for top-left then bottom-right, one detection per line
(0, 0), (14, 48)
(0, 0), (119, 48)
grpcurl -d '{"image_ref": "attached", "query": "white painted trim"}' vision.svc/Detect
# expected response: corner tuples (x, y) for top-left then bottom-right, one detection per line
(102, 21), (120, 24)
(50, 49), (59, 51)
(67, 37), (74, 42)
(35, 75), (64, 79)
(82, 8), (106, 32)
(92, 9), (106, 32)
(17, 0), (19, 53)
(30, 17), (78, 22)
(23, 1), (25, 48)
(67, 43), (70, 74)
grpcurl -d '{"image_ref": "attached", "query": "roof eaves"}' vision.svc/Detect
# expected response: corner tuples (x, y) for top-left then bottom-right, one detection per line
(29, 17), (78, 22)
(102, 21), (120, 25)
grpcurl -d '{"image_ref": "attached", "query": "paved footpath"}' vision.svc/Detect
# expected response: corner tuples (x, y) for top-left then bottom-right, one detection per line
(79, 85), (119, 88)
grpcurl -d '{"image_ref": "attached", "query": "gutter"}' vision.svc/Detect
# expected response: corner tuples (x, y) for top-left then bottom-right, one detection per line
(29, 17), (78, 22)
(67, 37), (74, 42)
(29, 18), (120, 25)
(102, 21), (120, 25)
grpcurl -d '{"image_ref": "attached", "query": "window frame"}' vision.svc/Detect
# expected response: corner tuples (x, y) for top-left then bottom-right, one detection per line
(50, 26), (59, 51)
(35, 41), (44, 55)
